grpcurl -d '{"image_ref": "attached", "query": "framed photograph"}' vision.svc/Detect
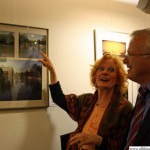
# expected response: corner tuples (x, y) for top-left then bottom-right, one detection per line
(0, 23), (49, 109)
(93, 30), (133, 102)
(19, 33), (46, 58)
(0, 31), (14, 57)
(94, 30), (130, 61)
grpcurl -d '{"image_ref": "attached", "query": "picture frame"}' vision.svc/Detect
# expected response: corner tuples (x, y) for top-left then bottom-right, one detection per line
(93, 30), (133, 102)
(93, 30), (130, 61)
(0, 23), (49, 109)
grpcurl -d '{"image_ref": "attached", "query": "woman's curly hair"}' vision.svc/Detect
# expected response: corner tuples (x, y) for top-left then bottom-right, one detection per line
(90, 53), (128, 95)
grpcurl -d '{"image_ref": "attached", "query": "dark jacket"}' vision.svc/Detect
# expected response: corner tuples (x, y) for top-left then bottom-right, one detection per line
(121, 107), (150, 149)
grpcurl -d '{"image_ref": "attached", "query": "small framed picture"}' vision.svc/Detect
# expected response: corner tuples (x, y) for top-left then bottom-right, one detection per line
(0, 31), (14, 57)
(94, 30), (129, 61)
(19, 33), (46, 58)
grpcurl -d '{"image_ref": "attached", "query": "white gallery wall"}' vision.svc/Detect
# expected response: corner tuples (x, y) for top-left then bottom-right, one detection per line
(0, 0), (150, 150)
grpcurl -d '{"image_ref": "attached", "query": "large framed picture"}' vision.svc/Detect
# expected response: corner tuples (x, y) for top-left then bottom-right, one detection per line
(93, 30), (135, 104)
(0, 23), (49, 109)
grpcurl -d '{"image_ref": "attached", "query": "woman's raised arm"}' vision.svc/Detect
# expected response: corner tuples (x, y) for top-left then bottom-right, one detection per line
(38, 51), (58, 84)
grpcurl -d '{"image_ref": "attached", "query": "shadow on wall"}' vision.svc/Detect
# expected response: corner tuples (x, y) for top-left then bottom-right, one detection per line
(0, 108), (55, 150)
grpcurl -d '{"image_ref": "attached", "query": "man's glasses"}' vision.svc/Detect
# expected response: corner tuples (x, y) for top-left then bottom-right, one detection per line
(121, 53), (150, 58)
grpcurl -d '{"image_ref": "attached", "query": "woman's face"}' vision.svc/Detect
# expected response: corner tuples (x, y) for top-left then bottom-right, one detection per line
(95, 59), (117, 90)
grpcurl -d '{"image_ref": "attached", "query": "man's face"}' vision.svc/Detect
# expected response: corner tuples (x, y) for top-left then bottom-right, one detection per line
(123, 35), (150, 85)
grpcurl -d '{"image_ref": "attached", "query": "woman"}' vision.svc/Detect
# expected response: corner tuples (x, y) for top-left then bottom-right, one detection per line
(38, 52), (133, 150)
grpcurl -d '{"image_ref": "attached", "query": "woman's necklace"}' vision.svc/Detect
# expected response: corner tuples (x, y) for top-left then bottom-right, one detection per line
(95, 100), (110, 107)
